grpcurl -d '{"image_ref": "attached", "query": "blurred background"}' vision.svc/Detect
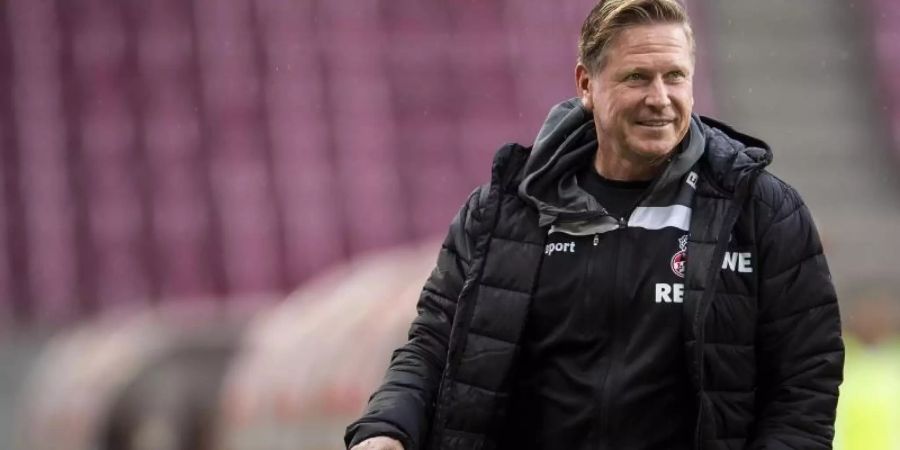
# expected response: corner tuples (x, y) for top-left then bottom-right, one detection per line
(0, 0), (898, 449)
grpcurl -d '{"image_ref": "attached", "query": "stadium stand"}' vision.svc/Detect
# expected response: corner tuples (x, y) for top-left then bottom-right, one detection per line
(0, 0), (646, 324)
(0, 0), (713, 325)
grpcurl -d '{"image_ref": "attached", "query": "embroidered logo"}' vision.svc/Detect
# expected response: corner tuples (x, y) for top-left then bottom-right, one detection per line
(670, 234), (688, 278)
(544, 241), (576, 256)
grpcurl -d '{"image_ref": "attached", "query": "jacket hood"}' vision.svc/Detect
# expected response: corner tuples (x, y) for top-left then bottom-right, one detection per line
(518, 97), (710, 226)
(693, 115), (773, 194)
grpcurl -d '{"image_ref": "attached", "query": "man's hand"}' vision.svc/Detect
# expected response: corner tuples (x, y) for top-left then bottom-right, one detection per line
(350, 436), (404, 450)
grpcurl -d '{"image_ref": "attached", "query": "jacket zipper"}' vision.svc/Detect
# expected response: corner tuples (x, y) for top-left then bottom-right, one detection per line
(596, 216), (628, 448)
(587, 230), (603, 448)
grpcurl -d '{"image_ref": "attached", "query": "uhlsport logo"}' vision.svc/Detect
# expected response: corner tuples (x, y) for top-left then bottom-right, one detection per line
(545, 241), (575, 256)
(670, 234), (688, 278)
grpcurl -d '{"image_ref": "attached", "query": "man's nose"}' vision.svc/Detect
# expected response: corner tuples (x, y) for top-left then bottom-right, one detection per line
(645, 78), (671, 108)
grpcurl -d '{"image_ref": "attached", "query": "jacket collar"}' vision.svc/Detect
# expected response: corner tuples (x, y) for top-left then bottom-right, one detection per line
(516, 98), (708, 226)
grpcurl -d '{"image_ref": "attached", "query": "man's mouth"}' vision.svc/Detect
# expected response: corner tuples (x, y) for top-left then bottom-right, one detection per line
(635, 119), (673, 127)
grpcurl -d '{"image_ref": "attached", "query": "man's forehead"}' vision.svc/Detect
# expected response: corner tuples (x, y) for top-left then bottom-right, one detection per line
(613, 51), (693, 72)
(617, 44), (691, 59)
(606, 25), (693, 69)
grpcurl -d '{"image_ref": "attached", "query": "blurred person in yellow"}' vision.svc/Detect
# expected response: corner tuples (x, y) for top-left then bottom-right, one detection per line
(346, 0), (843, 449)
(835, 288), (900, 450)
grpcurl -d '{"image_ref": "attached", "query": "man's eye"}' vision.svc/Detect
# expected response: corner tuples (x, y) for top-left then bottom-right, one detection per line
(666, 71), (686, 80)
(624, 73), (643, 81)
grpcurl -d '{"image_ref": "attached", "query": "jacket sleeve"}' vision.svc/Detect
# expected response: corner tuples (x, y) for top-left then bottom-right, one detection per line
(748, 180), (844, 449)
(344, 187), (484, 450)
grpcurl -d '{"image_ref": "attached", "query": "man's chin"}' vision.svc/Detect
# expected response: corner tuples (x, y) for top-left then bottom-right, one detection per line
(630, 141), (678, 161)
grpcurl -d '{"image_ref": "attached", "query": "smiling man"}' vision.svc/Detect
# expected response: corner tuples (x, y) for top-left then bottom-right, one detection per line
(578, 18), (694, 181)
(346, 1), (843, 449)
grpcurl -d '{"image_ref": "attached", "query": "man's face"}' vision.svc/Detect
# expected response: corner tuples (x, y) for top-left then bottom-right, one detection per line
(578, 23), (694, 164)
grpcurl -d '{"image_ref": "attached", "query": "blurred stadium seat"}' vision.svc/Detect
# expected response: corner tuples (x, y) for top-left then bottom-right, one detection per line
(214, 241), (436, 450)
(17, 302), (247, 450)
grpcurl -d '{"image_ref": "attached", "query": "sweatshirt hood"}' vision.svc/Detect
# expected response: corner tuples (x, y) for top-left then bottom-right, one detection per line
(518, 97), (707, 226)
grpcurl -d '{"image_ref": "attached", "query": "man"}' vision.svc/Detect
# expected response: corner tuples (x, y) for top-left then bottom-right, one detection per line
(346, 0), (844, 448)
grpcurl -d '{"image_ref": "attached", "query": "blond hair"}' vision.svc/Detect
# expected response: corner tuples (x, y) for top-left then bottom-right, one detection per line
(578, 0), (694, 72)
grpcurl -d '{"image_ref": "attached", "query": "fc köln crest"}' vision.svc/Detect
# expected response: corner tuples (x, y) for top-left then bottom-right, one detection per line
(670, 234), (688, 278)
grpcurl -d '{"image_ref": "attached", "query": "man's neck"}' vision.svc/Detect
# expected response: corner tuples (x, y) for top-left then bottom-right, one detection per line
(593, 144), (669, 182)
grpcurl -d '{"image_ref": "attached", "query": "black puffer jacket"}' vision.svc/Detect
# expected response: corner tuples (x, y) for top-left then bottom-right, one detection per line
(346, 102), (843, 450)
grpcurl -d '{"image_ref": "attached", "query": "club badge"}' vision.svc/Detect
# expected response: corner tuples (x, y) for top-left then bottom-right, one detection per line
(670, 234), (688, 278)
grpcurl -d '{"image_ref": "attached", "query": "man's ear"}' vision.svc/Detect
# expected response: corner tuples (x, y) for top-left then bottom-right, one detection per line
(575, 63), (593, 111)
